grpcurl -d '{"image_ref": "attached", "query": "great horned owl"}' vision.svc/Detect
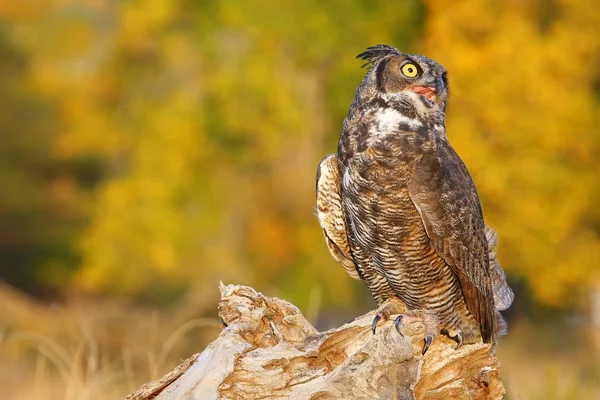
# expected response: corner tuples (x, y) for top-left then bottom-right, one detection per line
(316, 45), (513, 354)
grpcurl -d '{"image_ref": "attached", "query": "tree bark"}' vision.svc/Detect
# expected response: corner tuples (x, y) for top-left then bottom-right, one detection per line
(125, 283), (505, 400)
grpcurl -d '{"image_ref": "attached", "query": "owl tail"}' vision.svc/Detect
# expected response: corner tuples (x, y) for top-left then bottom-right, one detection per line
(496, 311), (508, 336)
(485, 226), (515, 311)
(486, 226), (512, 340)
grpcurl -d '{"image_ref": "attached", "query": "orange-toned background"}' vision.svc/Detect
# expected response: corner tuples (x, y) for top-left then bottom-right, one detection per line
(0, 1), (598, 399)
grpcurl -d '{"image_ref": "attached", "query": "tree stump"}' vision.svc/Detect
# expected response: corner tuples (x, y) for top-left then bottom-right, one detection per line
(125, 283), (505, 400)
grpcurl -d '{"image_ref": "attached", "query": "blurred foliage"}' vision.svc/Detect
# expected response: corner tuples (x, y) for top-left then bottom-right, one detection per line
(0, 0), (598, 311)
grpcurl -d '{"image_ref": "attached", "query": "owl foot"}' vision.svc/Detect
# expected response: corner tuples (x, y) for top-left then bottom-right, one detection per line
(393, 309), (439, 355)
(371, 297), (406, 335)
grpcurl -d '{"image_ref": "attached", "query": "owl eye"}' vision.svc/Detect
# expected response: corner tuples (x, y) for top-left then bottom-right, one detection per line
(401, 63), (418, 78)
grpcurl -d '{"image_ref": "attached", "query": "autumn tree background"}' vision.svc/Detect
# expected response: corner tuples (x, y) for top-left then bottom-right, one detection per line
(0, 1), (598, 399)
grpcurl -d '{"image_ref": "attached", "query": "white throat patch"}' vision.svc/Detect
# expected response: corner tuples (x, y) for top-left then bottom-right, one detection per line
(375, 108), (423, 132)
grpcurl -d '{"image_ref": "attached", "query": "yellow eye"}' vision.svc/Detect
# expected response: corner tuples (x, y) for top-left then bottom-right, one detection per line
(401, 63), (418, 77)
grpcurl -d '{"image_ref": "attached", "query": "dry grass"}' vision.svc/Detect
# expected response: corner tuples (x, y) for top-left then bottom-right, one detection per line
(0, 283), (598, 400)
(0, 284), (220, 400)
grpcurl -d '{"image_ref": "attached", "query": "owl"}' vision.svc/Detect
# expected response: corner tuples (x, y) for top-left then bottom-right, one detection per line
(315, 45), (513, 354)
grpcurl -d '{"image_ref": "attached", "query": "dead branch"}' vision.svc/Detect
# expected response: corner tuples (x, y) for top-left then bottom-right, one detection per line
(125, 283), (505, 400)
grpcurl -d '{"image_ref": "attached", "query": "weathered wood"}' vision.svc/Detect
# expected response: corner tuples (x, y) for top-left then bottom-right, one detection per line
(125, 283), (505, 400)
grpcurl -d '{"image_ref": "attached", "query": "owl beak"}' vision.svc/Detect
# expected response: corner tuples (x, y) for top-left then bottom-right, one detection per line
(408, 86), (437, 102)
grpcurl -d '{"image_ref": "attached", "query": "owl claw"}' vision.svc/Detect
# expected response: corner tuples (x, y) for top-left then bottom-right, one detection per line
(371, 314), (381, 335)
(422, 334), (434, 355)
(370, 298), (406, 335)
(393, 315), (405, 337)
(454, 330), (464, 350)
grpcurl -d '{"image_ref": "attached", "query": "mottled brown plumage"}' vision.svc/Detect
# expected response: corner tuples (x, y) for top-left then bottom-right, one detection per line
(316, 45), (513, 354)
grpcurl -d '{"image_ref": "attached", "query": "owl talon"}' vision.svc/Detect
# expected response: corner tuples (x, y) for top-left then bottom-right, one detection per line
(454, 330), (464, 350)
(371, 314), (382, 335)
(370, 298), (406, 334)
(393, 315), (405, 337)
(422, 334), (434, 355)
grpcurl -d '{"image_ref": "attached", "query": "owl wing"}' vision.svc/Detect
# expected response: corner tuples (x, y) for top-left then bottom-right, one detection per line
(407, 142), (497, 343)
(315, 154), (360, 280)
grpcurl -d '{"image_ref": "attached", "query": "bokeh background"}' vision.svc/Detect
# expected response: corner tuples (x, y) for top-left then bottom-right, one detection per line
(1, 0), (599, 399)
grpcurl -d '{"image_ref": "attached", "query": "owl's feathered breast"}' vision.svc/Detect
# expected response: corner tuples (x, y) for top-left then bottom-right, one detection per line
(338, 106), (446, 290)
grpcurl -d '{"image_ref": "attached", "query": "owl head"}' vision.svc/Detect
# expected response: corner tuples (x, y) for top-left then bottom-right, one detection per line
(352, 45), (448, 120)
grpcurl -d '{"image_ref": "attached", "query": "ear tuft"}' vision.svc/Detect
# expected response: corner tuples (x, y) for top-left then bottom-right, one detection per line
(356, 44), (402, 68)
